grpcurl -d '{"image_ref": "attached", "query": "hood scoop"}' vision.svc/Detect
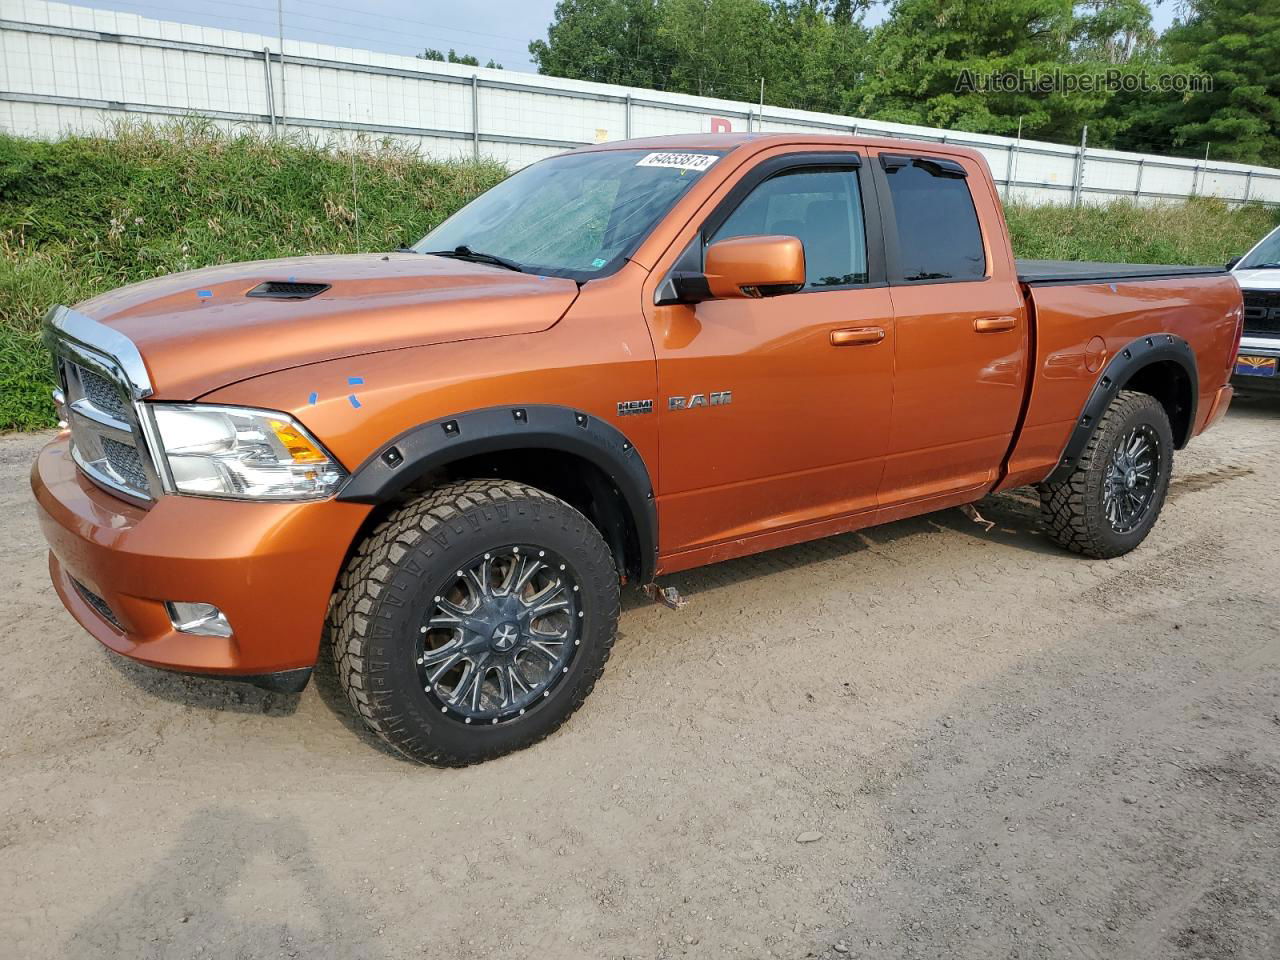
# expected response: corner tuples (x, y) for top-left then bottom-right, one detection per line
(246, 280), (330, 300)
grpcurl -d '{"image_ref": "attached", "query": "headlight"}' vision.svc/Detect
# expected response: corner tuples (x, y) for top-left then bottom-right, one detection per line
(150, 404), (346, 500)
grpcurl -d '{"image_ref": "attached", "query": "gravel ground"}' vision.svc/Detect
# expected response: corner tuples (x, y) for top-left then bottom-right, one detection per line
(1, 394), (1278, 960)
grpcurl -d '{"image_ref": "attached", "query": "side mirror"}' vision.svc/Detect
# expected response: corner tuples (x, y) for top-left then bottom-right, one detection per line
(1226, 255), (1242, 270)
(704, 235), (806, 299)
(657, 235), (806, 305)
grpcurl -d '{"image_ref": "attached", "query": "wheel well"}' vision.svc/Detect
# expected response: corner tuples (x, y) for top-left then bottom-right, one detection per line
(1121, 359), (1195, 447)
(395, 448), (646, 584)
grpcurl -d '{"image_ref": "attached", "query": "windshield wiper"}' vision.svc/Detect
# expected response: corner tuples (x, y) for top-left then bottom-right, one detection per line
(1245, 262), (1280, 269)
(421, 245), (524, 273)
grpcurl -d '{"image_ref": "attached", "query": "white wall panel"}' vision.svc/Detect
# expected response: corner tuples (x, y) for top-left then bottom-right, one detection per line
(2, 0), (1278, 207)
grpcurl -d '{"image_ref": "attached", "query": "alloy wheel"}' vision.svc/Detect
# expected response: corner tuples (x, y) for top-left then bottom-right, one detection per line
(1102, 424), (1160, 534)
(415, 546), (582, 724)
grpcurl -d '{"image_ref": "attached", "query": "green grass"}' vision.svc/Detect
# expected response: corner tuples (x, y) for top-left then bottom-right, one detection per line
(3, 122), (1278, 430)
(0, 120), (506, 430)
(1004, 198), (1279, 265)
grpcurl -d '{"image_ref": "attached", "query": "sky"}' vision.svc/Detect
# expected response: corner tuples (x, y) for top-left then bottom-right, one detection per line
(76, 0), (1181, 76)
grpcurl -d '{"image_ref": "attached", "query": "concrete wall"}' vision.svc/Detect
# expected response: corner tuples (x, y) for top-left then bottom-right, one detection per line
(3, 0), (1279, 206)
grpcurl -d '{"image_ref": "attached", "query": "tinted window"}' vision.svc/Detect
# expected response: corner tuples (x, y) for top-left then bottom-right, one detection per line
(883, 161), (986, 281)
(710, 168), (868, 288)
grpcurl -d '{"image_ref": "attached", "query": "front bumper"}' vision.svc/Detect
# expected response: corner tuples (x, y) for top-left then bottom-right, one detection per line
(1232, 337), (1280, 393)
(32, 434), (370, 685)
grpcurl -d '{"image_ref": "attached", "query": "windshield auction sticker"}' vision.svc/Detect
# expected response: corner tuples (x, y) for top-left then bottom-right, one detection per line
(635, 152), (719, 172)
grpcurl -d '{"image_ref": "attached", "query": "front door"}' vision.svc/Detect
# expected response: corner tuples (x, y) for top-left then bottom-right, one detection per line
(643, 153), (896, 559)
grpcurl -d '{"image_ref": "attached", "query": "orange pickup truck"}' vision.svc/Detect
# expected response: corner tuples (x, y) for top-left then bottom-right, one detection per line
(33, 133), (1242, 765)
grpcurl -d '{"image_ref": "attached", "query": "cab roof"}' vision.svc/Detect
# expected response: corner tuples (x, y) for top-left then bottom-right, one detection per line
(575, 132), (986, 164)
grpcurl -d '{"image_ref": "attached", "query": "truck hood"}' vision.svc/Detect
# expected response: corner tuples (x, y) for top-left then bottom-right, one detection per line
(1232, 268), (1280, 291)
(74, 253), (580, 398)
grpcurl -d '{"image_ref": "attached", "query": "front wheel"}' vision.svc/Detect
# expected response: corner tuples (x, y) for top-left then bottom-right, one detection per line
(1038, 390), (1174, 559)
(329, 479), (619, 766)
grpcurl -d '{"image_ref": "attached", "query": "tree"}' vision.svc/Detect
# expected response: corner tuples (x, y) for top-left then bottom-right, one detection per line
(855, 0), (1117, 140)
(416, 48), (502, 70)
(524, 0), (1277, 164)
(1072, 0), (1157, 64)
(1113, 0), (1278, 165)
(528, 0), (671, 89)
(529, 0), (869, 112)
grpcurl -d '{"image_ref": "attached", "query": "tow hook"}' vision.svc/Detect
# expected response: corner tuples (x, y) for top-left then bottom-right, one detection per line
(642, 582), (687, 610)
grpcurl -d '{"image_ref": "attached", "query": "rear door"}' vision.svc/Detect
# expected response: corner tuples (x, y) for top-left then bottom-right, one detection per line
(642, 149), (895, 558)
(872, 151), (1029, 506)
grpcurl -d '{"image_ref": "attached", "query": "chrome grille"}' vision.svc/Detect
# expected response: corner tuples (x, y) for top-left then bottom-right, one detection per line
(79, 367), (129, 419)
(45, 306), (161, 504)
(101, 436), (149, 492)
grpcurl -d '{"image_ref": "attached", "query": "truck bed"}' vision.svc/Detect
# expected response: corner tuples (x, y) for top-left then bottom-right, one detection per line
(1016, 260), (1228, 285)
(998, 270), (1242, 491)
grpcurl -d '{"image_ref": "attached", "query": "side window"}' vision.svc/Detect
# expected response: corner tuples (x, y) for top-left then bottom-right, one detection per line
(882, 159), (986, 282)
(709, 168), (868, 289)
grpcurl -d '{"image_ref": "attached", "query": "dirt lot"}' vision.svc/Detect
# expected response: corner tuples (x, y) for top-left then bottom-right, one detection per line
(1, 395), (1278, 960)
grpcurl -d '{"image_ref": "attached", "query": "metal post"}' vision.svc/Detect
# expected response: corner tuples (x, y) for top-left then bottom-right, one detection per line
(276, 0), (287, 132)
(1134, 158), (1144, 198)
(1244, 170), (1254, 204)
(1008, 116), (1023, 201)
(758, 76), (764, 125)
(1073, 125), (1088, 207)
(471, 75), (480, 159)
(624, 93), (632, 139)
(350, 131), (360, 252)
(262, 47), (276, 136)
(1192, 143), (1210, 197)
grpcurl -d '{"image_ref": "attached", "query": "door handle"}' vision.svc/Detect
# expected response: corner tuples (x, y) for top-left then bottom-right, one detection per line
(973, 316), (1017, 333)
(831, 326), (886, 346)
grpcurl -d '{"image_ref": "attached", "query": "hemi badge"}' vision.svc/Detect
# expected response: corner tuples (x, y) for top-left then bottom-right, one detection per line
(617, 399), (653, 417)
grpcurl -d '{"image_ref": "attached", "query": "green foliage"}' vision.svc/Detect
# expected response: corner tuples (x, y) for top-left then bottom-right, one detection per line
(0, 121), (506, 430)
(856, 0), (1171, 141)
(528, 0), (1277, 162)
(417, 47), (503, 69)
(529, 0), (671, 90)
(1072, 0), (1157, 64)
(530, 0), (871, 112)
(1004, 196), (1279, 263)
(1, 125), (1275, 431)
(1116, 0), (1280, 165)
(858, 0), (1083, 139)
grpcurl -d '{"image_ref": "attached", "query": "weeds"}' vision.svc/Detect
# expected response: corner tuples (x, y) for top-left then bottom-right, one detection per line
(1003, 198), (1278, 265)
(2, 121), (1277, 430)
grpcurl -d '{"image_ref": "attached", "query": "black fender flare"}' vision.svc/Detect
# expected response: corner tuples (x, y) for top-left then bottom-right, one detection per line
(1044, 333), (1198, 485)
(336, 404), (657, 582)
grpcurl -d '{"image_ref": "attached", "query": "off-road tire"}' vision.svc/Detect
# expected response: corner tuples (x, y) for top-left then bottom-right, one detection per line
(1038, 390), (1174, 559)
(329, 479), (619, 766)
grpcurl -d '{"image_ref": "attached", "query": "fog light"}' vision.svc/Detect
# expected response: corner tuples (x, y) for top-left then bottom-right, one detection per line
(166, 601), (232, 638)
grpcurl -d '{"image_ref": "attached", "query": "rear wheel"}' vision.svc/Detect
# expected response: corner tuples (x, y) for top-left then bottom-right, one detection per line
(329, 479), (619, 766)
(1038, 390), (1174, 559)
